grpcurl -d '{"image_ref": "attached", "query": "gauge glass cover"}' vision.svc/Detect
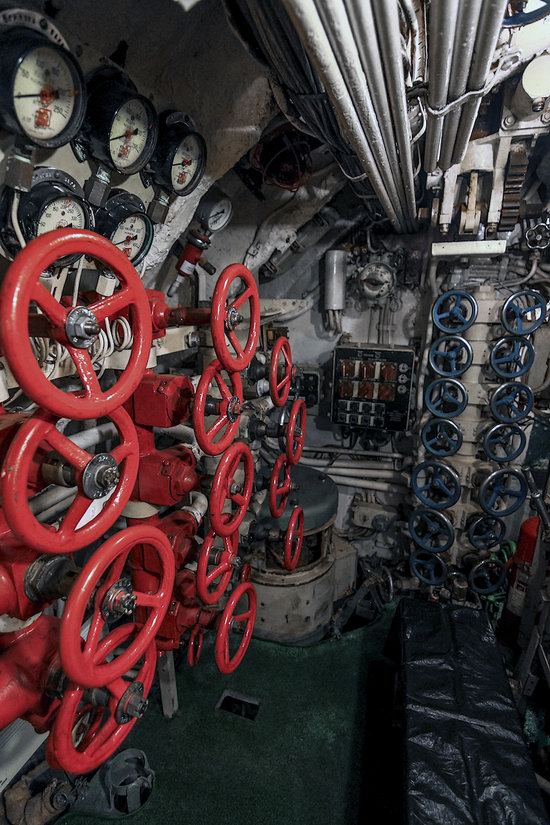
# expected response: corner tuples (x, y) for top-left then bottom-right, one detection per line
(13, 45), (76, 142)
(109, 98), (150, 171)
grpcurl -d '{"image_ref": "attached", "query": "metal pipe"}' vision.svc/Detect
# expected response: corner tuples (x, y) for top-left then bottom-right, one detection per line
(451, 0), (508, 164)
(345, 0), (414, 231)
(282, 0), (405, 232)
(439, 0), (483, 169)
(370, 0), (418, 226)
(316, 0), (412, 232)
(424, 0), (459, 171)
(29, 485), (77, 516)
(69, 423), (117, 449)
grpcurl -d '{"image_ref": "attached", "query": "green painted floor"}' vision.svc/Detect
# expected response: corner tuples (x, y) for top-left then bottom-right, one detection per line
(64, 608), (395, 825)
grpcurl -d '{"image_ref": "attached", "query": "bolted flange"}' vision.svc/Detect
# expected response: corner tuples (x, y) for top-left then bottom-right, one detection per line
(115, 681), (148, 724)
(82, 453), (120, 499)
(101, 578), (136, 620)
(65, 306), (101, 349)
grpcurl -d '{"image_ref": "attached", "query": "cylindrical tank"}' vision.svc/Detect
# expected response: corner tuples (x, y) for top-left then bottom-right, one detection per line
(324, 250), (347, 311)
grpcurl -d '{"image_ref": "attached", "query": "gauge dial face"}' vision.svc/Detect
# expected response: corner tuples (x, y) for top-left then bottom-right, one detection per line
(110, 213), (151, 263)
(13, 46), (76, 142)
(109, 98), (150, 171)
(171, 134), (203, 193)
(37, 196), (87, 235)
(204, 196), (233, 232)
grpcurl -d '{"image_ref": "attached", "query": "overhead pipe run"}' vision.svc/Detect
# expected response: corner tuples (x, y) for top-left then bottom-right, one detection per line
(282, 0), (420, 232)
(438, 0), (483, 170)
(423, 0), (507, 171)
(424, 0), (459, 171)
(282, 0), (406, 232)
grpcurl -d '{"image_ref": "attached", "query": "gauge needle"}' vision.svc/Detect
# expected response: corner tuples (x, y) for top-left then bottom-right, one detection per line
(110, 129), (140, 141)
(114, 235), (138, 245)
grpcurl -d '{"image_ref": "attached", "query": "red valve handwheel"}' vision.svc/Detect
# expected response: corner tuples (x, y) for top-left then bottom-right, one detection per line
(210, 441), (254, 537)
(60, 525), (175, 688)
(193, 359), (243, 456)
(215, 581), (257, 674)
(196, 525), (239, 605)
(284, 507), (304, 571)
(0, 230), (152, 420)
(269, 337), (293, 407)
(240, 562), (252, 583)
(1, 406), (139, 554)
(187, 625), (204, 667)
(286, 398), (306, 465)
(269, 454), (292, 518)
(210, 264), (260, 372)
(47, 623), (156, 774)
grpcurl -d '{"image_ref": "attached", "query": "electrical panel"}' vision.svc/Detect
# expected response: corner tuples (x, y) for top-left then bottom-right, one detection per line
(331, 344), (415, 431)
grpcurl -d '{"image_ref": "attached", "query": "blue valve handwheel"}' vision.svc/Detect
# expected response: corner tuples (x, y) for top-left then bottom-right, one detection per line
(425, 378), (468, 418)
(479, 468), (527, 517)
(410, 549), (448, 586)
(467, 514), (506, 550)
(421, 417), (462, 457)
(490, 382), (533, 424)
(501, 290), (546, 336)
(468, 559), (507, 595)
(411, 460), (461, 510)
(432, 290), (478, 334)
(489, 335), (535, 379)
(408, 508), (454, 553)
(483, 423), (526, 464)
(429, 335), (473, 377)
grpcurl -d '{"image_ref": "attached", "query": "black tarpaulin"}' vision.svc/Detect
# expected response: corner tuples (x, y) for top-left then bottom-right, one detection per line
(392, 599), (548, 825)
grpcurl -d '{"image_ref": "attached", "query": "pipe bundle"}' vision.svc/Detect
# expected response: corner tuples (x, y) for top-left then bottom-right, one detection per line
(229, 0), (419, 233)
(424, 0), (508, 171)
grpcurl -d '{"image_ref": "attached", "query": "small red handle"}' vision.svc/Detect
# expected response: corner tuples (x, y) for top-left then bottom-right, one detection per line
(193, 359), (243, 456)
(284, 507), (304, 571)
(47, 623), (156, 774)
(286, 399), (306, 465)
(269, 337), (293, 407)
(269, 454), (292, 518)
(1, 406), (139, 554)
(210, 264), (260, 372)
(209, 441), (254, 537)
(60, 525), (175, 688)
(214, 581), (256, 674)
(0, 229), (152, 420)
(196, 526), (238, 605)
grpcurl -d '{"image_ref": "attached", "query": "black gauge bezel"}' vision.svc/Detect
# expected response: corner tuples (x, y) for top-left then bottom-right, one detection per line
(94, 189), (154, 267)
(148, 111), (207, 196)
(75, 68), (159, 176)
(195, 189), (233, 232)
(0, 27), (86, 148)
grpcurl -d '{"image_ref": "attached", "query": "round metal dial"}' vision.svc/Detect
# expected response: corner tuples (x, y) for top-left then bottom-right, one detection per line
(13, 46), (75, 142)
(109, 98), (151, 171)
(94, 191), (154, 267)
(0, 28), (85, 148)
(170, 133), (205, 194)
(37, 194), (87, 234)
(147, 112), (207, 197)
(0, 168), (93, 263)
(110, 213), (151, 263)
(195, 188), (233, 232)
(76, 69), (158, 175)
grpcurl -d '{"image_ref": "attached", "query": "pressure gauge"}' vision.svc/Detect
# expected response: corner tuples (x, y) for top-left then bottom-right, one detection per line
(0, 26), (86, 148)
(0, 167), (93, 264)
(147, 111), (207, 196)
(195, 186), (233, 233)
(74, 68), (158, 175)
(95, 190), (154, 267)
